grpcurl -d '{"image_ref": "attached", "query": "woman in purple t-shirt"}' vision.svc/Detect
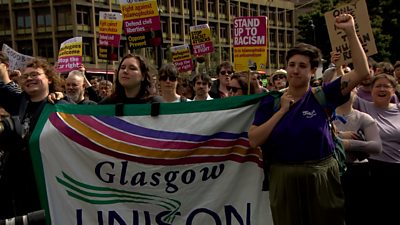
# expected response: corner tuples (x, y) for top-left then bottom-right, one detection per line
(248, 14), (370, 225)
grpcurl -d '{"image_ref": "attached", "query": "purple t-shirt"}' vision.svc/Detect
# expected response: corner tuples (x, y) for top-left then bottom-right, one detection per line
(253, 78), (349, 163)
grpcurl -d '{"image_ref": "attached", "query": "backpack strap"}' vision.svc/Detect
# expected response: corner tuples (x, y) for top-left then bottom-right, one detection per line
(312, 86), (347, 124)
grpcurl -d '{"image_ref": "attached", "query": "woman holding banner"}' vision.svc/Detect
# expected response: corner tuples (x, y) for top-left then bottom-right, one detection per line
(100, 53), (163, 104)
(248, 14), (370, 225)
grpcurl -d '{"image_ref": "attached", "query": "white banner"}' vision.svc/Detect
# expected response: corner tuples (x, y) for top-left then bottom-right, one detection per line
(31, 96), (273, 225)
(1, 44), (34, 71)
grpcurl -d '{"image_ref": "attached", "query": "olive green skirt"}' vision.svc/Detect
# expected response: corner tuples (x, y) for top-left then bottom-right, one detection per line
(269, 156), (344, 225)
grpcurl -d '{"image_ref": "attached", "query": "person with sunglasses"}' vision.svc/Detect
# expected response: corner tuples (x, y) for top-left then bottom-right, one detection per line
(158, 63), (189, 102)
(209, 61), (233, 99)
(192, 73), (213, 101)
(228, 73), (255, 97)
(271, 69), (288, 91)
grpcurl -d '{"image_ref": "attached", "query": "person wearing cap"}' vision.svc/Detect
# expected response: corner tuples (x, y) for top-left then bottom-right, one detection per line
(271, 69), (288, 91)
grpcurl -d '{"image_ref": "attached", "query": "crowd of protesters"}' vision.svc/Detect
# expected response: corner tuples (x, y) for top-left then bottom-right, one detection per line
(0, 13), (399, 225)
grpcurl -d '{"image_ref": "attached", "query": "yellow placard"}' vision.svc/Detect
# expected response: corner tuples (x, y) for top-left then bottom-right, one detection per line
(120, 0), (158, 20)
(99, 20), (123, 34)
(58, 42), (82, 57)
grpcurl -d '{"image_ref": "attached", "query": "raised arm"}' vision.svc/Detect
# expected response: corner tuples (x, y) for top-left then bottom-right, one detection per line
(335, 14), (369, 95)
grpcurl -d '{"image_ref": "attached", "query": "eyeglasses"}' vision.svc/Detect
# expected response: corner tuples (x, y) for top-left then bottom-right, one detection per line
(273, 74), (286, 81)
(159, 75), (177, 82)
(220, 70), (233, 76)
(21, 72), (45, 80)
(227, 86), (242, 93)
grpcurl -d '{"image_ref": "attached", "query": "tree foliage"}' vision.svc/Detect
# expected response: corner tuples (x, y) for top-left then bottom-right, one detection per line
(296, 0), (399, 64)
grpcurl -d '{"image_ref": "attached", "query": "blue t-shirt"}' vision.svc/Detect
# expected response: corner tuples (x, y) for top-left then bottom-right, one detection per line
(253, 77), (349, 163)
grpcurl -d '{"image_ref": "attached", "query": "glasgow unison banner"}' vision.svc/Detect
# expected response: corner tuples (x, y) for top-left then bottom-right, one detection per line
(30, 94), (273, 225)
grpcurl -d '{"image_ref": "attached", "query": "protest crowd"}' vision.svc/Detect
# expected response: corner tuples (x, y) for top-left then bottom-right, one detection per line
(0, 11), (399, 225)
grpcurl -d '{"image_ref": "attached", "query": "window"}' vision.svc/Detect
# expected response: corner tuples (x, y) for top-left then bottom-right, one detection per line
(270, 52), (276, 66)
(209, 24), (216, 38)
(17, 41), (33, 56)
(160, 0), (169, 8)
(171, 0), (181, 9)
(269, 11), (276, 26)
(0, 14), (10, 31)
(219, 2), (226, 15)
(230, 3), (237, 17)
(278, 11), (284, 25)
(37, 9), (52, 28)
(82, 37), (93, 63)
(57, 7), (72, 26)
(287, 32), (293, 47)
(208, 0), (215, 14)
(196, 0), (204, 11)
(250, 7), (258, 16)
(183, 0), (189, 11)
(37, 39), (54, 58)
(77, 7), (90, 25)
(220, 26), (227, 39)
(16, 11), (31, 29)
(161, 19), (168, 37)
(269, 30), (276, 47)
(286, 11), (293, 27)
(260, 6), (267, 16)
(278, 31), (284, 47)
(172, 20), (181, 37)
(222, 47), (229, 61)
(240, 6), (248, 16)
(279, 51), (285, 66)
(184, 22), (190, 36)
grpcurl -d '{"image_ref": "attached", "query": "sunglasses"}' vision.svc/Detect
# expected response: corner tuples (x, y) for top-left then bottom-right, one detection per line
(220, 70), (233, 76)
(227, 86), (242, 93)
(273, 74), (286, 81)
(159, 75), (177, 82)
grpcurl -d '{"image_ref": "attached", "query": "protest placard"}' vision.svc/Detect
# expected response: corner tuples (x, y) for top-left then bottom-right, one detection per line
(190, 24), (214, 56)
(98, 11), (123, 61)
(120, 0), (162, 50)
(171, 44), (193, 73)
(57, 37), (82, 73)
(324, 0), (377, 65)
(233, 16), (268, 72)
(1, 44), (34, 71)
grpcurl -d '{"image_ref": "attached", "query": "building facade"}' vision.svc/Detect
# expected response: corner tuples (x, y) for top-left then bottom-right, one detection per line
(0, 0), (295, 75)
